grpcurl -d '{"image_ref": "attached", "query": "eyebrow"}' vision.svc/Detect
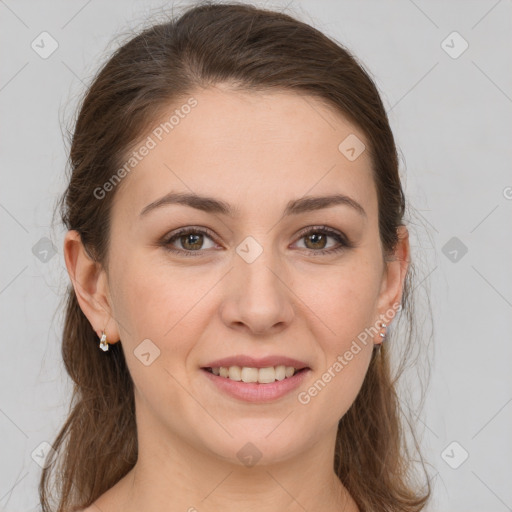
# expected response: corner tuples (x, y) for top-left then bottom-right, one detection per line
(139, 192), (367, 219)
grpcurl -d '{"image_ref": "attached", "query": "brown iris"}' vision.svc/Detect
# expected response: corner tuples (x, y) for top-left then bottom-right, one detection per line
(180, 232), (204, 250)
(303, 232), (327, 250)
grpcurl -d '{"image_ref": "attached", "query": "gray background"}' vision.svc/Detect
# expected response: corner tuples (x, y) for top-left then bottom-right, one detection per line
(1, 0), (511, 511)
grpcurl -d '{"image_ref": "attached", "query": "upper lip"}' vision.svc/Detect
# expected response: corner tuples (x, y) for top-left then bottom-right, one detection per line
(202, 355), (311, 370)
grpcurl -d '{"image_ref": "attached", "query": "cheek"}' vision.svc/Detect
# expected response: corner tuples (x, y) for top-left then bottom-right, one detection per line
(109, 260), (213, 404)
(110, 253), (218, 352)
(295, 256), (382, 343)
(291, 257), (382, 412)
(295, 270), (378, 421)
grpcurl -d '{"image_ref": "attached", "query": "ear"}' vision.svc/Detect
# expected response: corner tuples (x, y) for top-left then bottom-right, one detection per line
(63, 230), (120, 344)
(376, 225), (410, 320)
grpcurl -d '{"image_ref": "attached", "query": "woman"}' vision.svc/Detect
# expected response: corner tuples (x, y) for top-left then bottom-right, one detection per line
(40, 2), (432, 511)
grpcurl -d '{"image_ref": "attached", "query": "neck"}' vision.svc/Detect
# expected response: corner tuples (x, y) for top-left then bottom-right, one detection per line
(107, 423), (357, 511)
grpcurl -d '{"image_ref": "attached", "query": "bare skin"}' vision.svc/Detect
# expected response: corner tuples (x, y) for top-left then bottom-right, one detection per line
(66, 85), (409, 512)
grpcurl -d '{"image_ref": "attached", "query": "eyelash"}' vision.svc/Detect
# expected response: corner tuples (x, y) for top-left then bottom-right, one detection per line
(161, 225), (352, 257)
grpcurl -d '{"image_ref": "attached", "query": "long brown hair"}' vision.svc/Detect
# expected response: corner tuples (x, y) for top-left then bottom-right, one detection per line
(42, 2), (433, 510)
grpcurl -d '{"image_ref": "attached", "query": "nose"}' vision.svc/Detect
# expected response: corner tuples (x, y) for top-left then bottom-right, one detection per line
(219, 247), (295, 336)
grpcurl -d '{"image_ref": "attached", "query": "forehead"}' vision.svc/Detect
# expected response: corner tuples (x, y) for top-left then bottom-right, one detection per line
(113, 87), (376, 220)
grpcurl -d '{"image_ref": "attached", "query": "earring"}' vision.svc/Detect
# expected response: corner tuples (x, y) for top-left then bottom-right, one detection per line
(99, 330), (109, 351)
(374, 322), (387, 351)
(379, 322), (387, 341)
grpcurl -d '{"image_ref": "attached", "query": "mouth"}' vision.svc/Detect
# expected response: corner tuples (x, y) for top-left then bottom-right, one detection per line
(201, 365), (310, 384)
(200, 365), (312, 402)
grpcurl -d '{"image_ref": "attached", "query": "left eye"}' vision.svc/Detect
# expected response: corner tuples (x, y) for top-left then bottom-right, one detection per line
(294, 230), (343, 252)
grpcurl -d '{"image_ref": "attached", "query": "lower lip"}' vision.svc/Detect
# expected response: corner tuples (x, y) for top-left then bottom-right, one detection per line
(201, 368), (311, 403)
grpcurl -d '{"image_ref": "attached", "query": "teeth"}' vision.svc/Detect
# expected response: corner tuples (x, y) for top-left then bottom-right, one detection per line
(209, 365), (299, 383)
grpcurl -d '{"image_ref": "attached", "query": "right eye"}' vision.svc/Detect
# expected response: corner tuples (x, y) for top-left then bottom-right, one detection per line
(162, 227), (219, 256)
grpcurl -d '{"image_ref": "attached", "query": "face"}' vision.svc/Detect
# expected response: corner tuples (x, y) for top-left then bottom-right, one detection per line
(67, 86), (408, 468)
